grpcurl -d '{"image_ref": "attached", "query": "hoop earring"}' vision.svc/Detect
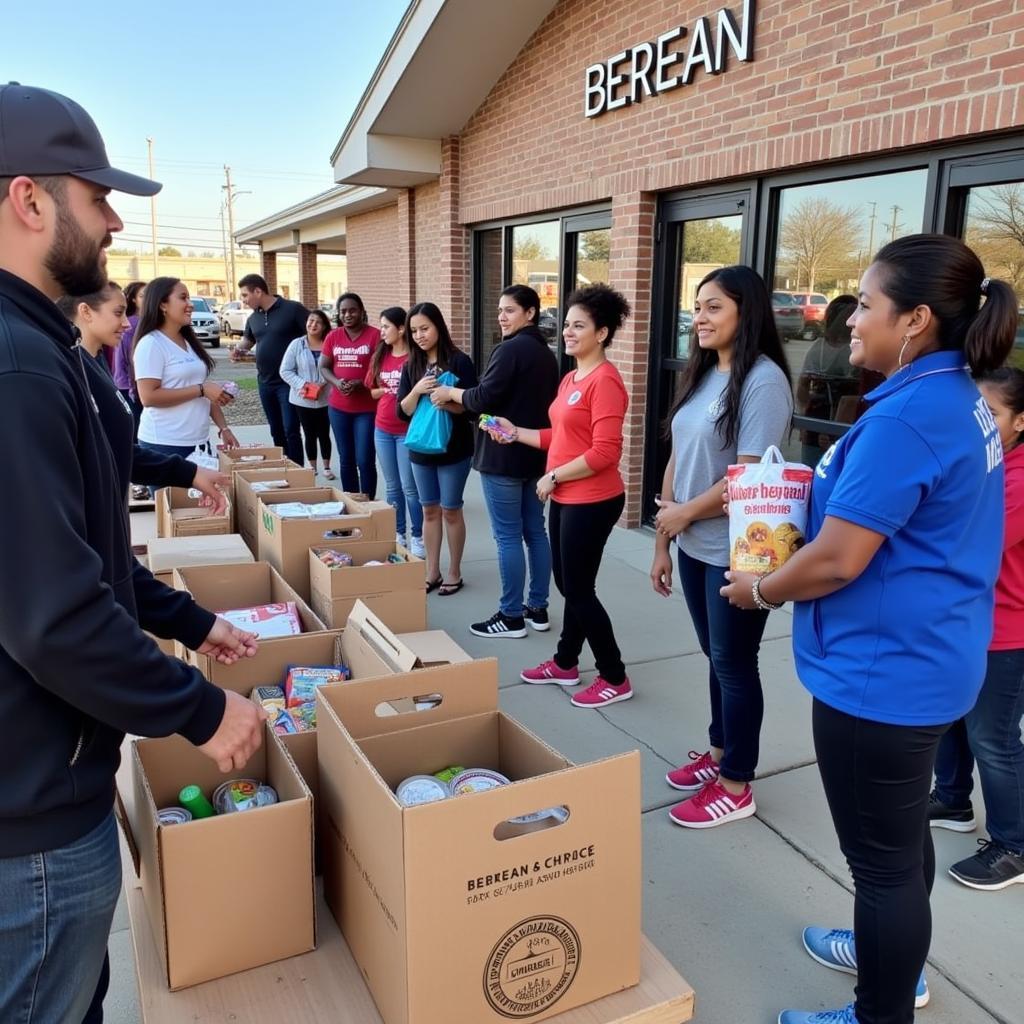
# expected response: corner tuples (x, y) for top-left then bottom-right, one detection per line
(897, 334), (912, 369)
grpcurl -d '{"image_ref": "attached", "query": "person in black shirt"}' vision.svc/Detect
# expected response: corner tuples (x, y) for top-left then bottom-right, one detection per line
(230, 273), (308, 463)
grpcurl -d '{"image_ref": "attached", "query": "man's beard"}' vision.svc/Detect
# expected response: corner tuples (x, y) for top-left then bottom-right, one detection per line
(44, 192), (110, 296)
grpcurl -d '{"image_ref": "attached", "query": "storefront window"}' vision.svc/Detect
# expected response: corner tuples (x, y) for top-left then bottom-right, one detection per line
(575, 228), (610, 289)
(676, 215), (743, 358)
(511, 221), (560, 355)
(476, 228), (504, 368)
(772, 168), (927, 464)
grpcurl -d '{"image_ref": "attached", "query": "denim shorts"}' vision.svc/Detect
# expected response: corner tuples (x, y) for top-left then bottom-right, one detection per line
(410, 456), (473, 510)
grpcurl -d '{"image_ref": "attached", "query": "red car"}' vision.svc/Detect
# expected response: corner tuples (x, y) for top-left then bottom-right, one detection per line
(778, 292), (830, 338)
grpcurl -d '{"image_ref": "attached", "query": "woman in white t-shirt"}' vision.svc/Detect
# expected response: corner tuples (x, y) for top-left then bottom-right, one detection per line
(134, 278), (237, 470)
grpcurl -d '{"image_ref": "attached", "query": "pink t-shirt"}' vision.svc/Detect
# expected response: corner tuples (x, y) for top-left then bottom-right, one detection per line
(366, 349), (409, 436)
(322, 325), (380, 414)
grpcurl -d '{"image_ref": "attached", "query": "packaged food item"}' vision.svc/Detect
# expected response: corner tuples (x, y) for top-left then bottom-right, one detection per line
(284, 665), (351, 707)
(291, 702), (317, 730)
(727, 445), (813, 575)
(221, 380), (240, 398)
(478, 414), (517, 441)
(272, 708), (300, 735)
(300, 381), (325, 400)
(432, 765), (466, 784)
(308, 501), (346, 518)
(272, 501), (347, 520)
(218, 602), (303, 639)
(273, 502), (316, 519)
(387, 552), (407, 563)
(363, 559), (384, 566)
(239, 454), (266, 462)
(250, 480), (290, 492)
(212, 779), (278, 814)
(313, 547), (353, 568)
(178, 784), (215, 819)
(252, 684), (286, 716)
(158, 807), (193, 826)
(396, 775), (450, 806)
(448, 768), (510, 796)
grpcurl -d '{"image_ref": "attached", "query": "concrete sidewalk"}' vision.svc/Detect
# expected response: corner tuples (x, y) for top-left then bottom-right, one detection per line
(109, 426), (1019, 1023)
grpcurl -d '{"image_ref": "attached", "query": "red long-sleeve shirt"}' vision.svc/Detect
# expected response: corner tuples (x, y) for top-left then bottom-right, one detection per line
(539, 361), (627, 505)
(992, 442), (1024, 650)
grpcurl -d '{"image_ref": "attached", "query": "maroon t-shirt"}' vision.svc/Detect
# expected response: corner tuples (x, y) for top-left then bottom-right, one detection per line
(322, 325), (380, 413)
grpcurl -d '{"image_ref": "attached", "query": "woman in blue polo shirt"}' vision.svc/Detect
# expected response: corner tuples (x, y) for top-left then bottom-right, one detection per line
(722, 234), (1017, 1024)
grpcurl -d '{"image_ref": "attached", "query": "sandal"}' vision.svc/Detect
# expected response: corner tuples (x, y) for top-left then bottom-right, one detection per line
(322, 467), (336, 480)
(438, 578), (464, 597)
(425, 576), (444, 593)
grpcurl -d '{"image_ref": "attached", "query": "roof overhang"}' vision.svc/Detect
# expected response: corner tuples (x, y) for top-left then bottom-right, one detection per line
(331, 0), (557, 187)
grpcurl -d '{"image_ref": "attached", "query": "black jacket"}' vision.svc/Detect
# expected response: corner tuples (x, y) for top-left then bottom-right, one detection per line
(0, 270), (225, 857)
(397, 350), (479, 466)
(460, 325), (559, 479)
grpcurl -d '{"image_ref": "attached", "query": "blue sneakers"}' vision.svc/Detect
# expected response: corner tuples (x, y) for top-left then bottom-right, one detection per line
(778, 1007), (857, 1024)
(801, 927), (930, 1008)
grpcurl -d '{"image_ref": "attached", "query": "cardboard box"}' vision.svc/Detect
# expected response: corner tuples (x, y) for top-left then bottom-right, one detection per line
(257, 488), (396, 601)
(216, 445), (284, 473)
(155, 487), (232, 539)
(316, 660), (642, 1024)
(172, 563), (338, 695)
(125, 728), (315, 990)
(309, 540), (426, 632)
(233, 467), (317, 555)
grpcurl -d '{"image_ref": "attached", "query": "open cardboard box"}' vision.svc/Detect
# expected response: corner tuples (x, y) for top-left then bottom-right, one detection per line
(233, 467), (317, 555)
(257, 488), (396, 601)
(155, 487), (232, 539)
(216, 444), (284, 473)
(315, 659), (641, 1024)
(172, 562), (338, 694)
(309, 539), (426, 632)
(123, 727), (315, 990)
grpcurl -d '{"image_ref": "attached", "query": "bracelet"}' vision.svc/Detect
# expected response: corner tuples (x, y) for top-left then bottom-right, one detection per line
(549, 470), (558, 486)
(198, 382), (205, 398)
(752, 573), (783, 611)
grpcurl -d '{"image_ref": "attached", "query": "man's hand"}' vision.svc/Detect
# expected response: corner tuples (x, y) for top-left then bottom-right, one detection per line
(198, 690), (267, 773)
(196, 616), (259, 664)
(191, 467), (231, 517)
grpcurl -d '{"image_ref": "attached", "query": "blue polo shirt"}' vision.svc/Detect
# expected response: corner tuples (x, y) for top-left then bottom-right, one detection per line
(793, 349), (1004, 725)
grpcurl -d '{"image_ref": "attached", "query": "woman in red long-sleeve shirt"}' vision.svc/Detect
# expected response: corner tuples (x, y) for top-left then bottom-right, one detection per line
(485, 284), (633, 709)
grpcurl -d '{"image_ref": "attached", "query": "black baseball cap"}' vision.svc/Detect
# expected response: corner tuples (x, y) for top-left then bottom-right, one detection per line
(0, 82), (161, 196)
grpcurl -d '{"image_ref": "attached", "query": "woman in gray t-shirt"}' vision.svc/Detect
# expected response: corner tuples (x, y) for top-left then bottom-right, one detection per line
(650, 265), (793, 830)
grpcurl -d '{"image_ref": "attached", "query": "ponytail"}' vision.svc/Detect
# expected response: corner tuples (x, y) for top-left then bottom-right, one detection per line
(965, 279), (1018, 377)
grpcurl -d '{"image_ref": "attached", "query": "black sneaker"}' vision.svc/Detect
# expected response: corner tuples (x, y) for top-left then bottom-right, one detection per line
(524, 606), (550, 632)
(949, 839), (1024, 891)
(928, 791), (976, 832)
(470, 611), (527, 639)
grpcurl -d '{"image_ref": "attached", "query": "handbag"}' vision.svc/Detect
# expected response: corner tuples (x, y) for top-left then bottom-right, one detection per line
(404, 371), (458, 455)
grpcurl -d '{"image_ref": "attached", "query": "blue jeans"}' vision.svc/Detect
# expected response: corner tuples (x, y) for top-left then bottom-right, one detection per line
(480, 473), (551, 617)
(676, 547), (770, 783)
(258, 381), (304, 465)
(139, 440), (208, 499)
(329, 408), (377, 497)
(375, 429), (422, 539)
(0, 812), (121, 1024)
(410, 456), (472, 510)
(934, 648), (1024, 853)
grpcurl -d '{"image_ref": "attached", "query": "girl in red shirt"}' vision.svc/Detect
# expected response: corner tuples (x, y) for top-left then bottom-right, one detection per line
(486, 284), (632, 709)
(932, 365), (1024, 889)
(319, 292), (380, 496)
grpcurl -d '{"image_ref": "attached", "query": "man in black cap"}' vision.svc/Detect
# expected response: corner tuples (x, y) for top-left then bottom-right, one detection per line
(0, 84), (267, 1022)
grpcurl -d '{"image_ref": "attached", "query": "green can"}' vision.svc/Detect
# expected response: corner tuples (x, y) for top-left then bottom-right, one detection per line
(178, 784), (216, 819)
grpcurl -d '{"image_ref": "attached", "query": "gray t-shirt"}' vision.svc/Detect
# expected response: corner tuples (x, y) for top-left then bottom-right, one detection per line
(671, 356), (793, 565)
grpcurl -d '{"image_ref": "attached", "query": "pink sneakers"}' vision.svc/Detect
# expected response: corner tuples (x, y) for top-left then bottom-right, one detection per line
(668, 779), (755, 829)
(570, 677), (633, 708)
(520, 659), (580, 685)
(666, 750), (721, 792)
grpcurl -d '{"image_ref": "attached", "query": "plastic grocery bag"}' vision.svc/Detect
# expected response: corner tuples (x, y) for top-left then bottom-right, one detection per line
(404, 371), (457, 455)
(726, 445), (814, 574)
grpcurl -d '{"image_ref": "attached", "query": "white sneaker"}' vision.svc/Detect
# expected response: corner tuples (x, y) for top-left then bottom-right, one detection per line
(395, 532), (406, 548)
(409, 535), (426, 559)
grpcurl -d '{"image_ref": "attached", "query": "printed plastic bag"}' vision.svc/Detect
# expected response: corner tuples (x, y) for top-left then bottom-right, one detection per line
(404, 371), (457, 455)
(727, 445), (814, 574)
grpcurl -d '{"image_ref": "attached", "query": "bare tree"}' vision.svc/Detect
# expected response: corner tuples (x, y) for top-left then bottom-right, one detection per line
(513, 235), (546, 261)
(965, 184), (1024, 294)
(779, 197), (862, 292)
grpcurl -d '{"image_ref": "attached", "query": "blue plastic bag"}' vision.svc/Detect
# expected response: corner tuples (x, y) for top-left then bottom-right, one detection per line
(404, 371), (457, 455)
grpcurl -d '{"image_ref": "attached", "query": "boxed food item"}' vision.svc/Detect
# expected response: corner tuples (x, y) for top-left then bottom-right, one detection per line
(216, 445), (284, 473)
(155, 487), (232, 539)
(123, 727), (314, 990)
(316, 659), (641, 1024)
(257, 488), (396, 601)
(171, 563), (337, 694)
(309, 540), (426, 632)
(218, 601), (303, 639)
(233, 467), (316, 555)
(727, 445), (814, 575)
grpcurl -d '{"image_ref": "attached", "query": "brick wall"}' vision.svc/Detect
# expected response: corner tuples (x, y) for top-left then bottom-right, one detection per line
(413, 181), (440, 305)
(259, 247), (277, 295)
(345, 204), (402, 322)
(297, 243), (318, 309)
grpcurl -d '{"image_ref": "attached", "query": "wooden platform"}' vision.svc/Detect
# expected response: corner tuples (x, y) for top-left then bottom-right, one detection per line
(126, 884), (695, 1024)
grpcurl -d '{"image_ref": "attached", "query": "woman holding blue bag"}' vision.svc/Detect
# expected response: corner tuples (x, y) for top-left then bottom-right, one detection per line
(398, 302), (477, 594)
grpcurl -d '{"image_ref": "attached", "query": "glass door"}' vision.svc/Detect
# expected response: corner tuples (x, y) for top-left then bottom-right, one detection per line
(644, 192), (751, 520)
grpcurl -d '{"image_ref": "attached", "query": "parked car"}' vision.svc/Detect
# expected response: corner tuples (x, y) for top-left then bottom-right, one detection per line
(189, 297), (221, 348)
(537, 308), (559, 346)
(776, 291), (829, 338)
(219, 300), (253, 338)
(771, 292), (805, 341)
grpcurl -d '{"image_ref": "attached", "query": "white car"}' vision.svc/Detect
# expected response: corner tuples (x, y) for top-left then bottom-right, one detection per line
(190, 297), (221, 348)
(219, 300), (253, 338)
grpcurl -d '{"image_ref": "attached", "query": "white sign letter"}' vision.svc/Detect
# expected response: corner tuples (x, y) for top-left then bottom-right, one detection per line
(715, 0), (756, 73)
(606, 50), (630, 111)
(584, 63), (606, 118)
(655, 27), (685, 94)
(630, 42), (656, 103)
(681, 17), (714, 84)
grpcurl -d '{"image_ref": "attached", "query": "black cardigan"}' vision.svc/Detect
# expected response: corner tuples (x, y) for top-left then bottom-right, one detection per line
(397, 349), (478, 466)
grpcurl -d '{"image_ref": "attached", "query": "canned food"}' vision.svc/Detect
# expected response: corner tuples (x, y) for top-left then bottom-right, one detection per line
(448, 768), (510, 796)
(212, 779), (279, 815)
(396, 774), (450, 807)
(158, 807), (193, 826)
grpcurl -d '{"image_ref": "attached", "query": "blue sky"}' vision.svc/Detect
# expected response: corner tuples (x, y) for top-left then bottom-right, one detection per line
(1, 0), (408, 253)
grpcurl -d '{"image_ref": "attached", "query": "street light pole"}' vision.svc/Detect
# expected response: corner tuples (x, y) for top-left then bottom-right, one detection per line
(223, 166), (237, 300)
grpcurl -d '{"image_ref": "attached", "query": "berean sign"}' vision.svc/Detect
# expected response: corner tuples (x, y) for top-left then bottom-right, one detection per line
(584, 0), (756, 118)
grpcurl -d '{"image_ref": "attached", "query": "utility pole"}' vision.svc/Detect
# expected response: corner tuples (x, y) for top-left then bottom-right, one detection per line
(866, 201), (877, 260)
(220, 201), (231, 303)
(223, 166), (237, 300)
(147, 137), (158, 276)
(887, 205), (903, 242)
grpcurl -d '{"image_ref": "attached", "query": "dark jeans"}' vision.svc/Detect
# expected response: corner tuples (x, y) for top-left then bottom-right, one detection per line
(934, 648), (1024, 853)
(549, 494), (625, 685)
(294, 404), (332, 466)
(328, 408), (377, 497)
(258, 381), (303, 465)
(675, 548), (769, 783)
(814, 699), (949, 1024)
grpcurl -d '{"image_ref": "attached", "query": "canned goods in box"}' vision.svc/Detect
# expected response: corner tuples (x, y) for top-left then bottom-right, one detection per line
(212, 779), (278, 814)
(448, 768), (510, 796)
(158, 807), (193, 826)
(396, 774), (450, 807)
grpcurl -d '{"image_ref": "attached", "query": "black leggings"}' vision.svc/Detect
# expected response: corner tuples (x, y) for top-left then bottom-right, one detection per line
(549, 493), (626, 684)
(295, 405), (332, 465)
(813, 699), (950, 1024)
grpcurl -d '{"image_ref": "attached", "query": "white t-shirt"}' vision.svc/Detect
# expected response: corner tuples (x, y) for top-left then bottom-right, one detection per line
(135, 330), (212, 446)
